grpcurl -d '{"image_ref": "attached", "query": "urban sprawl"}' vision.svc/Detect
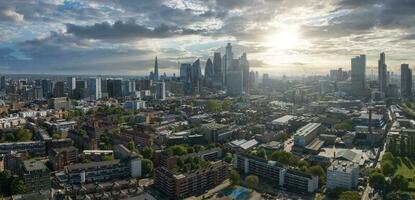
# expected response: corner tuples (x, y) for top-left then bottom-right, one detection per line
(0, 43), (413, 200)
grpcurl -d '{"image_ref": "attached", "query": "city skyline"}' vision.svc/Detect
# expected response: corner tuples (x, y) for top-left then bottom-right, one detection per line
(0, 0), (414, 76)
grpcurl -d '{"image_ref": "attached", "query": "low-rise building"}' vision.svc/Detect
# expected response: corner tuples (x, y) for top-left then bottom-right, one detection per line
(64, 158), (141, 184)
(294, 123), (322, 147)
(0, 141), (46, 155)
(327, 160), (359, 190)
(154, 161), (229, 199)
(21, 159), (51, 192)
(48, 146), (78, 171)
(234, 153), (319, 193)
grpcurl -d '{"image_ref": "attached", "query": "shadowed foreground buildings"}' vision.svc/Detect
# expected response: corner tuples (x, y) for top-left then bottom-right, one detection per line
(154, 160), (229, 199)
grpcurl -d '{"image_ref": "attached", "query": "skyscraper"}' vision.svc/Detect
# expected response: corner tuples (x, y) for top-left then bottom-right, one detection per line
(401, 64), (412, 99)
(53, 81), (65, 98)
(378, 52), (387, 95)
(0, 76), (5, 91)
(67, 77), (76, 94)
(107, 79), (122, 98)
(41, 79), (53, 99)
(225, 43), (233, 86)
(191, 59), (202, 93)
(180, 63), (191, 82)
(226, 59), (243, 97)
(155, 82), (166, 100)
(213, 52), (222, 88)
(351, 55), (366, 97)
(204, 58), (214, 87)
(239, 53), (250, 93)
(153, 56), (159, 81)
(88, 77), (102, 100)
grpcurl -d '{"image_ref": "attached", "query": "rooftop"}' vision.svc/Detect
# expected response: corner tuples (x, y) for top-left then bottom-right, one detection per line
(295, 123), (321, 137)
(23, 159), (48, 172)
(272, 115), (296, 125)
(328, 160), (358, 173)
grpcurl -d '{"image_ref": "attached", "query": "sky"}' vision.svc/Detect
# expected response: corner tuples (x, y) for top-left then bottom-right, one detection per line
(0, 0), (414, 76)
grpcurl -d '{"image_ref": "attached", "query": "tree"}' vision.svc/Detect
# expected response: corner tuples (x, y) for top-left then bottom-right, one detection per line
(127, 140), (137, 152)
(205, 100), (222, 113)
(338, 191), (360, 200)
(10, 178), (26, 195)
(270, 151), (292, 165)
(224, 155), (233, 164)
(391, 175), (409, 191)
(369, 172), (386, 190)
(382, 152), (394, 162)
(0, 170), (11, 195)
(187, 147), (194, 154)
(14, 128), (32, 141)
(381, 160), (396, 176)
(256, 149), (267, 159)
(309, 165), (325, 177)
(141, 159), (153, 176)
(230, 170), (240, 185)
(141, 147), (153, 159)
(245, 175), (259, 189)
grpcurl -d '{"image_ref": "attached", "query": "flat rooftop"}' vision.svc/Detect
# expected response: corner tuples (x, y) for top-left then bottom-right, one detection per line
(295, 123), (321, 137)
(23, 159), (48, 172)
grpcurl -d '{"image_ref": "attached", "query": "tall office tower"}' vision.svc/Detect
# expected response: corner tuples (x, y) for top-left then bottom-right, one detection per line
(226, 59), (243, 96)
(41, 79), (53, 99)
(0, 76), (5, 91)
(33, 86), (43, 99)
(74, 80), (88, 99)
(155, 82), (166, 100)
(249, 70), (256, 89)
(101, 77), (108, 98)
(239, 53), (250, 93)
(401, 64), (412, 99)
(180, 63), (191, 82)
(213, 52), (222, 88)
(107, 79), (123, 98)
(351, 55), (366, 97)
(222, 54), (227, 86)
(88, 77), (102, 100)
(204, 58), (214, 87)
(153, 56), (159, 81)
(192, 59), (202, 82)
(53, 81), (65, 98)
(66, 77), (76, 95)
(225, 43), (233, 85)
(378, 52), (387, 95)
(122, 80), (136, 96)
(191, 59), (202, 92)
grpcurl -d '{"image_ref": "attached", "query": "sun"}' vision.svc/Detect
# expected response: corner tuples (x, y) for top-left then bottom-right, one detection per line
(264, 27), (301, 50)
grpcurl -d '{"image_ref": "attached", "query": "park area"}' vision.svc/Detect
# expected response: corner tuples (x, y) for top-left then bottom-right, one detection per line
(394, 157), (415, 190)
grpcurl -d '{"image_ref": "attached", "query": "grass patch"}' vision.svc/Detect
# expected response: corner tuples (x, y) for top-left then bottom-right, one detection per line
(394, 157), (415, 189)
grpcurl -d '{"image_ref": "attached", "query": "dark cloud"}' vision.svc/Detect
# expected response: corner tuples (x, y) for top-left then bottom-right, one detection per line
(0, 32), (159, 74)
(66, 20), (205, 40)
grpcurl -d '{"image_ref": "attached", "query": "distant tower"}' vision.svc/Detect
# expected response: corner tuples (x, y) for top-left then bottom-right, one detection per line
(351, 55), (366, 97)
(153, 56), (159, 81)
(225, 43), (233, 86)
(401, 64), (412, 100)
(378, 52), (387, 96)
(204, 58), (214, 87)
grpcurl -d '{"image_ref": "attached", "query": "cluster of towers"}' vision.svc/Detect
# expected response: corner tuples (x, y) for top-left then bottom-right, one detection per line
(148, 43), (254, 97)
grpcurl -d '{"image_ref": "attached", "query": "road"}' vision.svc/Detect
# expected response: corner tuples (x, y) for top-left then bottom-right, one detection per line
(361, 109), (391, 200)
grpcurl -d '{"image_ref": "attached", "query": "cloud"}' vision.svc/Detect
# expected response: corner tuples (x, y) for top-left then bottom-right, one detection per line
(0, 9), (24, 23)
(66, 20), (205, 40)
